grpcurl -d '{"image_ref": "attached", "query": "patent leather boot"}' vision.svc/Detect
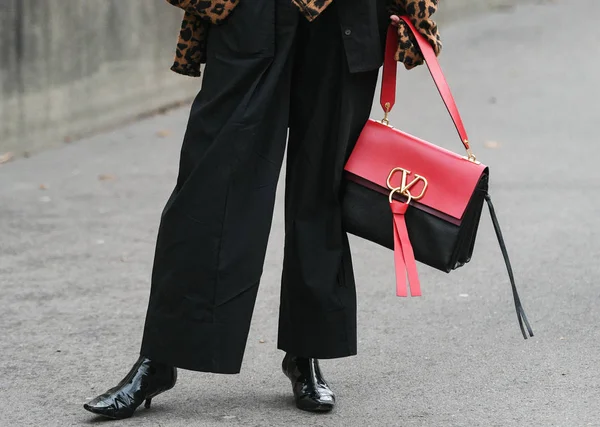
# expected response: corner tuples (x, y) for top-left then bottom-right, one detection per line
(84, 356), (177, 419)
(282, 353), (335, 412)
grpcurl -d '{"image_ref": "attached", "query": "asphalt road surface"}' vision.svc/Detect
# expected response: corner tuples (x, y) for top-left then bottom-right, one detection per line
(1, 1), (599, 426)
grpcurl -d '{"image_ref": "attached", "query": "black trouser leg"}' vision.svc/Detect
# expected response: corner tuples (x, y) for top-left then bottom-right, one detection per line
(140, 0), (299, 373)
(277, 6), (379, 358)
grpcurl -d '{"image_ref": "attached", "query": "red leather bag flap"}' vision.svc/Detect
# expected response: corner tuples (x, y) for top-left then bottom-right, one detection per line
(345, 120), (487, 222)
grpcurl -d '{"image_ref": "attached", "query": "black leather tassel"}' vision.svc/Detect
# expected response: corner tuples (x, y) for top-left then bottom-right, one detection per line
(484, 194), (534, 339)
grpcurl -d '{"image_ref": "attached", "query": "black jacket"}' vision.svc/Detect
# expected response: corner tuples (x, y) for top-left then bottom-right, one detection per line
(337, 0), (390, 72)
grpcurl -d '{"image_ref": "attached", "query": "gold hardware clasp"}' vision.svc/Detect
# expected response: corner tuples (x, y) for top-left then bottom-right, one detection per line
(462, 140), (480, 164)
(381, 102), (391, 126)
(387, 167), (428, 204)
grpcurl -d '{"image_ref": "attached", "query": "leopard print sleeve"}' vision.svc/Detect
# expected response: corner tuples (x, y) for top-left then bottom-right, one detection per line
(165, 0), (240, 77)
(389, 0), (442, 70)
(170, 12), (208, 77)
(166, 0), (239, 25)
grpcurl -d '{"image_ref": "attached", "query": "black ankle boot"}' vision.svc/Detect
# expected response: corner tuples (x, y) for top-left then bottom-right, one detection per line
(83, 356), (177, 420)
(282, 353), (335, 412)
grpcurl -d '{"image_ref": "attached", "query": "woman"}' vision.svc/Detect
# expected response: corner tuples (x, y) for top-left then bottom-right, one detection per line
(84, 0), (441, 419)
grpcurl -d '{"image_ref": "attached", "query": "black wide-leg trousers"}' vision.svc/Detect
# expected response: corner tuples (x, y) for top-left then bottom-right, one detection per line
(140, 0), (379, 373)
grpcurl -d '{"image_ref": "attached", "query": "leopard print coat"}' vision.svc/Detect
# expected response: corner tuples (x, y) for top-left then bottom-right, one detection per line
(165, 0), (441, 77)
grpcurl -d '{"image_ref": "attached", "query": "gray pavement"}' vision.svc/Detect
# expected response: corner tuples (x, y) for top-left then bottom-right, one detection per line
(2, 1), (600, 426)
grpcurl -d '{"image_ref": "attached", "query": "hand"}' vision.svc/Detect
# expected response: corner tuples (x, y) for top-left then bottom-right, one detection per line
(387, 12), (441, 70)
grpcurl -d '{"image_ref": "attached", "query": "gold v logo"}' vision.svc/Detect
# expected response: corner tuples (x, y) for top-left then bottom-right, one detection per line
(387, 167), (428, 204)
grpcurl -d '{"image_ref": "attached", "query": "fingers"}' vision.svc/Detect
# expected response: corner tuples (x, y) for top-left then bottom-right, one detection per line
(390, 15), (400, 26)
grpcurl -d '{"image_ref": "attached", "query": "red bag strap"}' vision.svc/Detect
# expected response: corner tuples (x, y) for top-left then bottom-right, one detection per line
(381, 17), (474, 158)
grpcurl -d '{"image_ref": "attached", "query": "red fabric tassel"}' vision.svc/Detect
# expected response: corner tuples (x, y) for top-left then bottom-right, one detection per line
(391, 201), (421, 297)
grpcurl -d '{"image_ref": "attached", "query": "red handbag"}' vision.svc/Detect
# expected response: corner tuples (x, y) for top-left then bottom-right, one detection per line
(342, 17), (533, 339)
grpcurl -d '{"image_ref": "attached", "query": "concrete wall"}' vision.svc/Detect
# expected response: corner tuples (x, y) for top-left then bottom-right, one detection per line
(0, 0), (526, 157)
(0, 0), (199, 156)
